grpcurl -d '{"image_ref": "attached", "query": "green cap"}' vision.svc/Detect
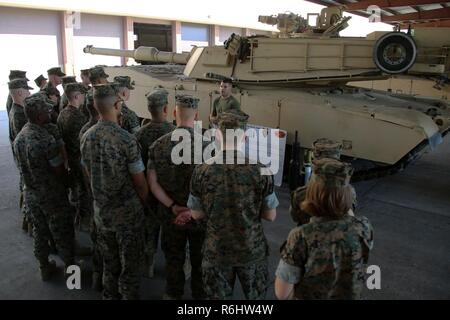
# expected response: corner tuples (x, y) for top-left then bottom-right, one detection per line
(114, 76), (135, 89)
(34, 74), (47, 87)
(8, 78), (33, 90)
(89, 66), (109, 81)
(93, 83), (118, 99)
(312, 138), (342, 160)
(312, 158), (353, 187)
(9, 70), (29, 81)
(64, 83), (87, 95)
(146, 89), (169, 109)
(62, 76), (77, 85)
(175, 94), (199, 109)
(47, 67), (66, 77)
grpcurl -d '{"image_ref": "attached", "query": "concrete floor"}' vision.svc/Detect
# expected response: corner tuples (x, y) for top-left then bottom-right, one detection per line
(0, 110), (449, 300)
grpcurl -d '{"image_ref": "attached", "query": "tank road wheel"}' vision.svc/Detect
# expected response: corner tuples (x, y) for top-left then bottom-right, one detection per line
(373, 32), (417, 74)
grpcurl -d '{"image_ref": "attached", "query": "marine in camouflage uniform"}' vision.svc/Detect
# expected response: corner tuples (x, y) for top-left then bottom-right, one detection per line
(114, 76), (140, 134)
(78, 90), (102, 290)
(13, 94), (75, 280)
(59, 75), (77, 111)
(81, 84), (146, 300)
(136, 89), (175, 278)
(6, 70), (29, 118)
(188, 112), (279, 300)
(147, 94), (206, 299)
(43, 67), (66, 115)
(290, 138), (357, 226)
(8, 79), (33, 230)
(34, 74), (48, 90)
(276, 159), (373, 299)
(57, 83), (90, 226)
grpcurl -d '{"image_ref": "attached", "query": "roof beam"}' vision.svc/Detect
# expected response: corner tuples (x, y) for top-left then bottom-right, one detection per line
(381, 7), (450, 22)
(343, 0), (444, 11)
(401, 19), (450, 27)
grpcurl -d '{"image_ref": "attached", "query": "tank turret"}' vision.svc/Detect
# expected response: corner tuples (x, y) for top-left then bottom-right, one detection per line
(81, 10), (450, 176)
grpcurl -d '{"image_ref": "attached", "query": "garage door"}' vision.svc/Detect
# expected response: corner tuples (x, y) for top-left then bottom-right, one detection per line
(0, 6), (62, 109)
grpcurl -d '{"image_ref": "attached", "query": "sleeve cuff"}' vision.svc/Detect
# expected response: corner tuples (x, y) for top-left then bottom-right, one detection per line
(48, 155), (64, 168)
(128, 159), (145, 174)
(275, 259), (301, 284)
(187, 193), (203, 211)
(263, 192), (279, 210)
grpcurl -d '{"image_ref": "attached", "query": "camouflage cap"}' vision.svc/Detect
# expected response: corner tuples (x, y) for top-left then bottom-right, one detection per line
(312, 138), (342, 160)
(34, 92), (58, 106)
(89, 66), (109, 81)
(146, 88), (169, 110)
(93, 83), (118, 99)
(80, 69), (90, 76)
(8, 78), (33, 90)
(113, 76), (135, 89)
(34, 74), (47, 87)
(24, 93), (54, 113)
(312, 158), (353, 187)
(62, 76), (77, 85)
(175, 94), (199, 109)
(47, 67), (66, 77)
(64, 83), (87, 95)
(214, 110), (249, 130)
(41, 83), (60, 96)
(9, 70), (29, 81)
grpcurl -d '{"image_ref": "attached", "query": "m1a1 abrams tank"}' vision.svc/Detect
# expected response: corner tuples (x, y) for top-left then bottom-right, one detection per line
(83, 7), (450, 179)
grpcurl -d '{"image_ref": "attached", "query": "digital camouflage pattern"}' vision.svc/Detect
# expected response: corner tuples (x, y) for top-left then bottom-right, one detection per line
(13, 122), (75, 265)
(161, 225), (205, 298)
(189, 150), (276, 265)
(79, 118), (98, 140)
(7, 71), (30, 116)
(135, 119), (174, 257)
(80, 120), (145, 231)
(81, 119), (145, 299)
(189, 150), (278, 299)
(147, 125), (206, 298)
(312, 158), (354, 187)
(121, 103), (140, 134)
(9, 103), (27, 145)
(279, 215), (373, 299)
(98, 228), (143, 299)
(211, 95), (240, 116)
(148, 126), (206, 222)
(202, 259), (268, 300)
(136, 120), (175, 168)
(57, 104), (90, 218)
(312, 138), (342, 160)
(57, 105), (88, 162)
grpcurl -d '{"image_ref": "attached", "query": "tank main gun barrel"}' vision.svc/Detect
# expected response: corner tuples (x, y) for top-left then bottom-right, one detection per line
(83, 45), (191, 64)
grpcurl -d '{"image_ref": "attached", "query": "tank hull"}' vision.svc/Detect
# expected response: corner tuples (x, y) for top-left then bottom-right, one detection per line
(105, 65), (449, 165)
